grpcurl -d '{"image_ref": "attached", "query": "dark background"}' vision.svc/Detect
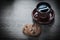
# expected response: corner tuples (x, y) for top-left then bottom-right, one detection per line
(0, 0), (60, 40)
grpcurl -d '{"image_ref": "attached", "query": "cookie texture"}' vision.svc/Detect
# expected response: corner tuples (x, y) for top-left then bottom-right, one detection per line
(23, 24), (41, 37)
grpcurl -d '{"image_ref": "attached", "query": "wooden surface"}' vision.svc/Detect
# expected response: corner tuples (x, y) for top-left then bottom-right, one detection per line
(0, 0), (60, 40)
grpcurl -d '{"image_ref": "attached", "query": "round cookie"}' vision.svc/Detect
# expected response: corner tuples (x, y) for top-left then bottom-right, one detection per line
(23, 24), (41, 37)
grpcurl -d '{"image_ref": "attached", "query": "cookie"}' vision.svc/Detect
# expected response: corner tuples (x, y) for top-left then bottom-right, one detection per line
(23, 24), (41, 37)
